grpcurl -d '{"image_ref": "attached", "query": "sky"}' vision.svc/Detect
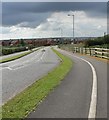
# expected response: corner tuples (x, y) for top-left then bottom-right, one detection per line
(1, 1), (108, 40)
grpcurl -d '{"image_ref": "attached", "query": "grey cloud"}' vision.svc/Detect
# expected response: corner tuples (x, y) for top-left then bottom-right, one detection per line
(2, 2), (107, 28)
(3, 12), (51, 27)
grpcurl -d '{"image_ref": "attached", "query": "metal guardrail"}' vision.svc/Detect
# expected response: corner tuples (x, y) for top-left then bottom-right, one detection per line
(73, 47), (109, 59)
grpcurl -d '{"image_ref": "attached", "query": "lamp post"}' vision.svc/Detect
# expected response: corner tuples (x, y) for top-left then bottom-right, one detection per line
(60, 28), (62, 38)
(60, 28), (63, 44)
(68, 14), (75, 43)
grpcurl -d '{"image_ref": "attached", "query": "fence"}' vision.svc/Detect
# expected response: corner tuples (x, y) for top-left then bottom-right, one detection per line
(72, 47), (109, 59)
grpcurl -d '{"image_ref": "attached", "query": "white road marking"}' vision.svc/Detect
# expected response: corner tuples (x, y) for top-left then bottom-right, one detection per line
(0, 49), (46, 71)
(7, 67), (13, 70)
(1, 51), (46, 105)
(58, 49), (97, 119)
(37, 51), (45, 61)
(72, 55), (97, 119)
(9, 52), (45, 70)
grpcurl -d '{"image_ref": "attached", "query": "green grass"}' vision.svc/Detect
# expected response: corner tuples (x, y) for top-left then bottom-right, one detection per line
(0, 51), (32, 63)
(58, 43), (85, 51)
(0, 107), (2, 120)
(0, 48), (39, 63)
(2, 49), (73, 119)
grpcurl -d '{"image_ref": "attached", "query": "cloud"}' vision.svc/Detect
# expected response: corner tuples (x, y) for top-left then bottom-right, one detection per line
(1, 2), (107, 40)
(2, 2), (107, 28)
(2, 10), (51, 28)
(1, 10), (106, 40)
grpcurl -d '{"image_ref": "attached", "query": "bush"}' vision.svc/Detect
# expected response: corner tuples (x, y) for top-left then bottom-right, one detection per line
(84, 35), (109, 47)
(2, 49), (12, 55)
(2, 47), (27, 55)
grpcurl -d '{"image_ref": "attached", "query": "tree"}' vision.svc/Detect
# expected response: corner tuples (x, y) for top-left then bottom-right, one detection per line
(20, 39), (25, 46)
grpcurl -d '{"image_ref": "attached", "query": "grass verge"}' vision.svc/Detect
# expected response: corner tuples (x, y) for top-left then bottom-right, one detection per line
(2, 49), (73, 119)
(0, 48), (39, 63)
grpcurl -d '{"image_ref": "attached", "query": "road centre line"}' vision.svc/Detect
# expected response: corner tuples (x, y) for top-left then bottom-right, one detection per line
(37, 51), (45, 61)
(9, 51), (46, 70)
(0, 48), (41, 66)
(9, 49), (41, 67)
(0, 50), (46, 71)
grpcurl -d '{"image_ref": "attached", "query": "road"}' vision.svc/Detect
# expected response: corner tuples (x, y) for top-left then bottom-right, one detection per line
(28, 48), (107, 118)
(1, 47), (60, 104)
(0, 47), (40, 61)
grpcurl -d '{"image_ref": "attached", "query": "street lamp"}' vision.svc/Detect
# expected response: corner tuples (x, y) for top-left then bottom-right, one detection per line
(60, 28), (63, 44)
(68, 14), (75, 43)
(60, 28), (62, 38)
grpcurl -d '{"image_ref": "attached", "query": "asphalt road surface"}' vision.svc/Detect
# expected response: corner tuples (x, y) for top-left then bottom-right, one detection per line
(1, 47), (60, 104)
(28, 48), (107, 119)
(0, 47), (40, 61)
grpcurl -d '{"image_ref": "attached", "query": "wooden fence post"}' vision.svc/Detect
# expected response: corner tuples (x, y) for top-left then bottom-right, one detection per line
(89, 48), (91, 56)
(85, 47), (87, 54)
